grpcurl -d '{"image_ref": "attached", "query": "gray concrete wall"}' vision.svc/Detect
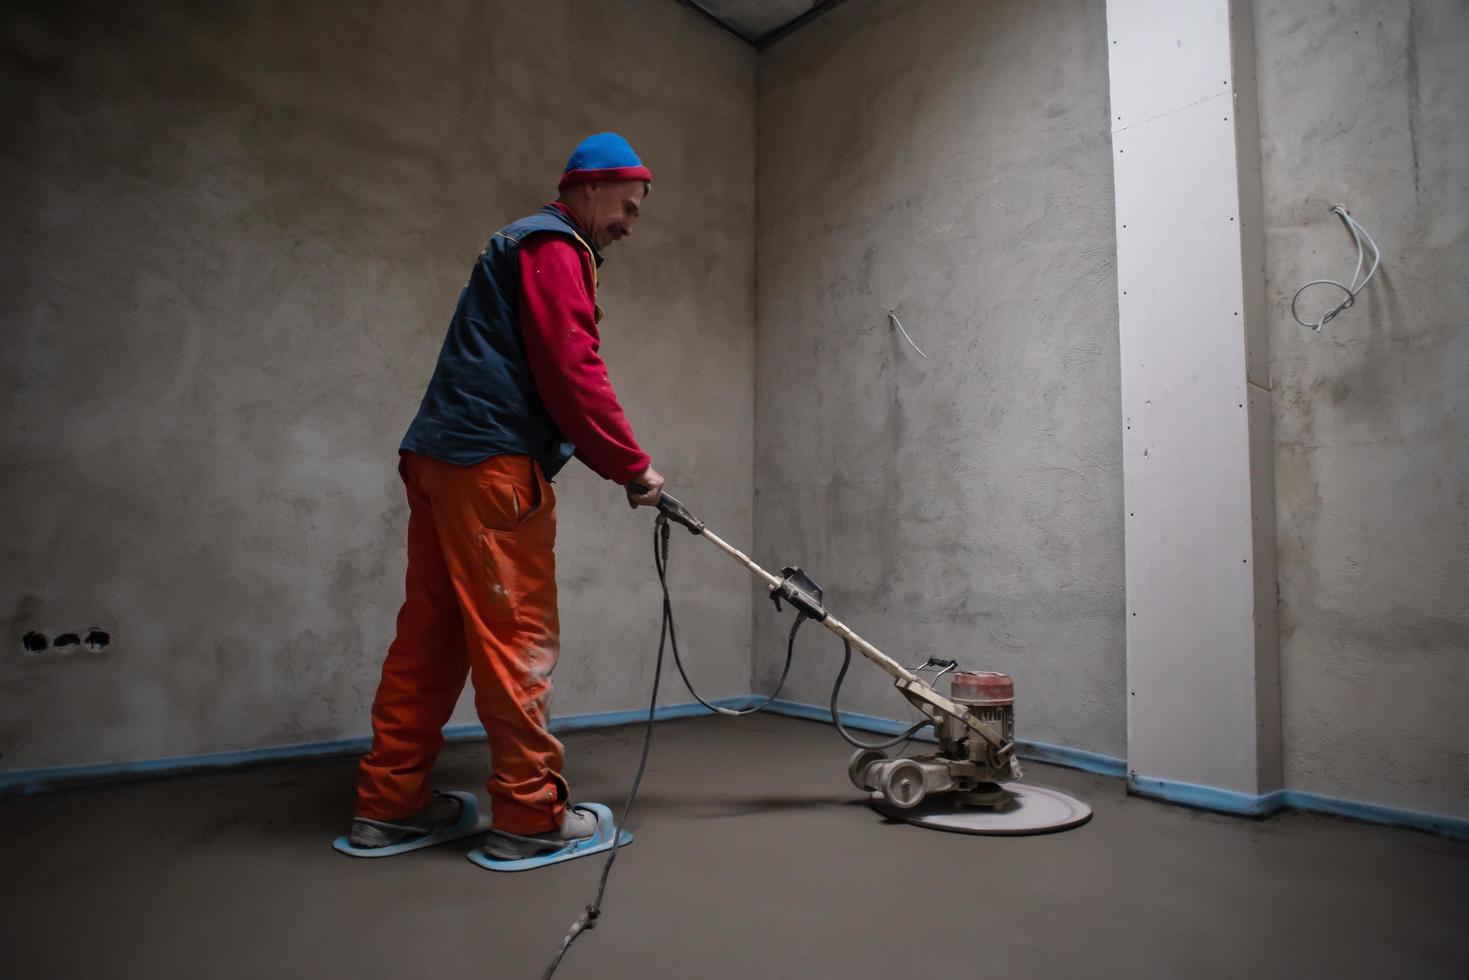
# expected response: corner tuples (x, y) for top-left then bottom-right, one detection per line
(753, 0), (1125, 757)
(0, 0), (756, 771)
(1256, 0), (1469, 817)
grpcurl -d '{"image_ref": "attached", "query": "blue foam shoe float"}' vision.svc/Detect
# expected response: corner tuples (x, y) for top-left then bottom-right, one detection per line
(332, 790), (491, 858)
(467, 802), (633, 873)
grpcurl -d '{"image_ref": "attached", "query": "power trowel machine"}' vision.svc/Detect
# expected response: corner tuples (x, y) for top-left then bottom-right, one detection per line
(648, 490), (1092, 835)
(537, 488), (1094, 976)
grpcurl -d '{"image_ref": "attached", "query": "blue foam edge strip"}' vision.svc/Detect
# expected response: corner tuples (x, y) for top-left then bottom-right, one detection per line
(1124, 774), (1469, 841)
(0, 695), (756, 796)
(4, 692), (1464, 840)
(761, 698), (1467, 840)
(1127, 773), (1284, 816)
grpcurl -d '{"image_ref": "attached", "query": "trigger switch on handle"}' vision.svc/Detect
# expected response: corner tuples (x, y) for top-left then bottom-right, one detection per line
(631, 485), (704, 535)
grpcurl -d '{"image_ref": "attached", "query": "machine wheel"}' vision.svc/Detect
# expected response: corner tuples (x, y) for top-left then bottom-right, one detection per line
(880, 759), (928, 810)
(847, 748), (887, 792)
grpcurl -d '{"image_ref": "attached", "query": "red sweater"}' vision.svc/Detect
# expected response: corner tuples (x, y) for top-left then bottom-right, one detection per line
(517, 207), (651, 484)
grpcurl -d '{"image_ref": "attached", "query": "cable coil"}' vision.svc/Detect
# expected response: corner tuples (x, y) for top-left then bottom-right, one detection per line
(1290, 204), (1381, 332)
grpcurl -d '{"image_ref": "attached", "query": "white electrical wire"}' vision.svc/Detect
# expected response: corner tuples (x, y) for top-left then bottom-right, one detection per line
(1290, 204), (1382, 332)
(887, 310), (928, 358)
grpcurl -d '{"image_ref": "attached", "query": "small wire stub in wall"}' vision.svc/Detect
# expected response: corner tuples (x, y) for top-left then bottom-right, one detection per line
(888, 310), (928, 359)
(1291, 204), (1381, 332)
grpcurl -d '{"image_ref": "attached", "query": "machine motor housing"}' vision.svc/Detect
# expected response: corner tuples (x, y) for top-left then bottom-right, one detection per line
(943, 670), (1020, 777)
(852, 669), (1023, 810)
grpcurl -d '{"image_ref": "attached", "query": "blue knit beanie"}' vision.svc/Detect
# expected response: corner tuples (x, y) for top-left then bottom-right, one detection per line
(558, 132), (653, 191)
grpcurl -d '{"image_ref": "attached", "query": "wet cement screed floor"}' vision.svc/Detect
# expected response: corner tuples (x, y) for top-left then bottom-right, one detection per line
(2, 713), (1466, 980)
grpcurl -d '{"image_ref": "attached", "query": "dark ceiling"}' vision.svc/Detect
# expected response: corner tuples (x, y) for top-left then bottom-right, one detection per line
(677, 0), (846, 48)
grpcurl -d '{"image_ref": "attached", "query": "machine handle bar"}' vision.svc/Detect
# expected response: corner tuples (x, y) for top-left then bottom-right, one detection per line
(629, 487), (1007, 749)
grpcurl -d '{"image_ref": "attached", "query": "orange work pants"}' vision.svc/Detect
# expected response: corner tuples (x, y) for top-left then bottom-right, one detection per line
(355, 451), (565, 835)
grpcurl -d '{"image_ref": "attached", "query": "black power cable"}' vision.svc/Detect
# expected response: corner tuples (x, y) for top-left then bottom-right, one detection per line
(828, 631), (930, 750)
(666, 589), (798, 718)
(780, 615), (930, 751)
(538, 517), (675, 979)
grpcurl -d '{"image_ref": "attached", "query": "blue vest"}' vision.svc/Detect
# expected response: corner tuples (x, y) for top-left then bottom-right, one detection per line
(400, 205), (602, 477)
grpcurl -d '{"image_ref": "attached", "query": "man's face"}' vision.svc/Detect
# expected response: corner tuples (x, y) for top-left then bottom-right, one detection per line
(584, 181), (645, 249)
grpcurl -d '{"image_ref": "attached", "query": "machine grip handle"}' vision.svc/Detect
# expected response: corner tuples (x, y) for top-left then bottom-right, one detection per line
(630, 484), (705, 534)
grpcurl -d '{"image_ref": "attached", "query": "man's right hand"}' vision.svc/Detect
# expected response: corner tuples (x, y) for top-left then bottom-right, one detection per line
(626, 466), (665, 509)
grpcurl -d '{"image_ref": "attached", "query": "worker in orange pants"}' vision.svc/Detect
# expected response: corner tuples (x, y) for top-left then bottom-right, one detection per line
(347, 134), (665, 860)
(355, 453), (566, 837)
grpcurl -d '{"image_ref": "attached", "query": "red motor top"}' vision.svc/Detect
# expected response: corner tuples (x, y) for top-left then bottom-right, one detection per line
(951, 670), (1014, 706)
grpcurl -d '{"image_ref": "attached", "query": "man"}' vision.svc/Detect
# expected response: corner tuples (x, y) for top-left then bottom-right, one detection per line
(348, 133), (665, 860)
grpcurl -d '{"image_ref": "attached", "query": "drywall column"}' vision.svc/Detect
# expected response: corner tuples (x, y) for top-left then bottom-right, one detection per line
(1106, 1), (1281, 804)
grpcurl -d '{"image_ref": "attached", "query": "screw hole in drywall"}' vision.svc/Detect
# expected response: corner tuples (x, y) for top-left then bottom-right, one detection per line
(85, 628), (111, 651)
(22, 631), (48, 652)
(52, 632), (80, 650)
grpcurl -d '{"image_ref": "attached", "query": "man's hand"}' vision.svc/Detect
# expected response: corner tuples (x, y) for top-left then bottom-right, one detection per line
(626, 465), (665, 509)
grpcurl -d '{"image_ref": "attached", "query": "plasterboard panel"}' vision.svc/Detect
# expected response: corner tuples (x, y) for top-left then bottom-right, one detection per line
(1106, 0), (1233, 131)
(1113, 96), (1251, 446)
(1113, 83), (1263, 793)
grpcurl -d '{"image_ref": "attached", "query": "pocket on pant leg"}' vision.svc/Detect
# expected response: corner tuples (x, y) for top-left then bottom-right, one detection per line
(473, 456), (540, 532)
(476, 528), (525, 626)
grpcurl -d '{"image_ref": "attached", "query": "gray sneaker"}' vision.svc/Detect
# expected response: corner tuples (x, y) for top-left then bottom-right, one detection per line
(481, 805), (599, 860)
(349, 791), (463, 848)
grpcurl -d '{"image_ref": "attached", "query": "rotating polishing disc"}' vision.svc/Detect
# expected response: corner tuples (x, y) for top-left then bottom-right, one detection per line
(870, 784), (1092, 835)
